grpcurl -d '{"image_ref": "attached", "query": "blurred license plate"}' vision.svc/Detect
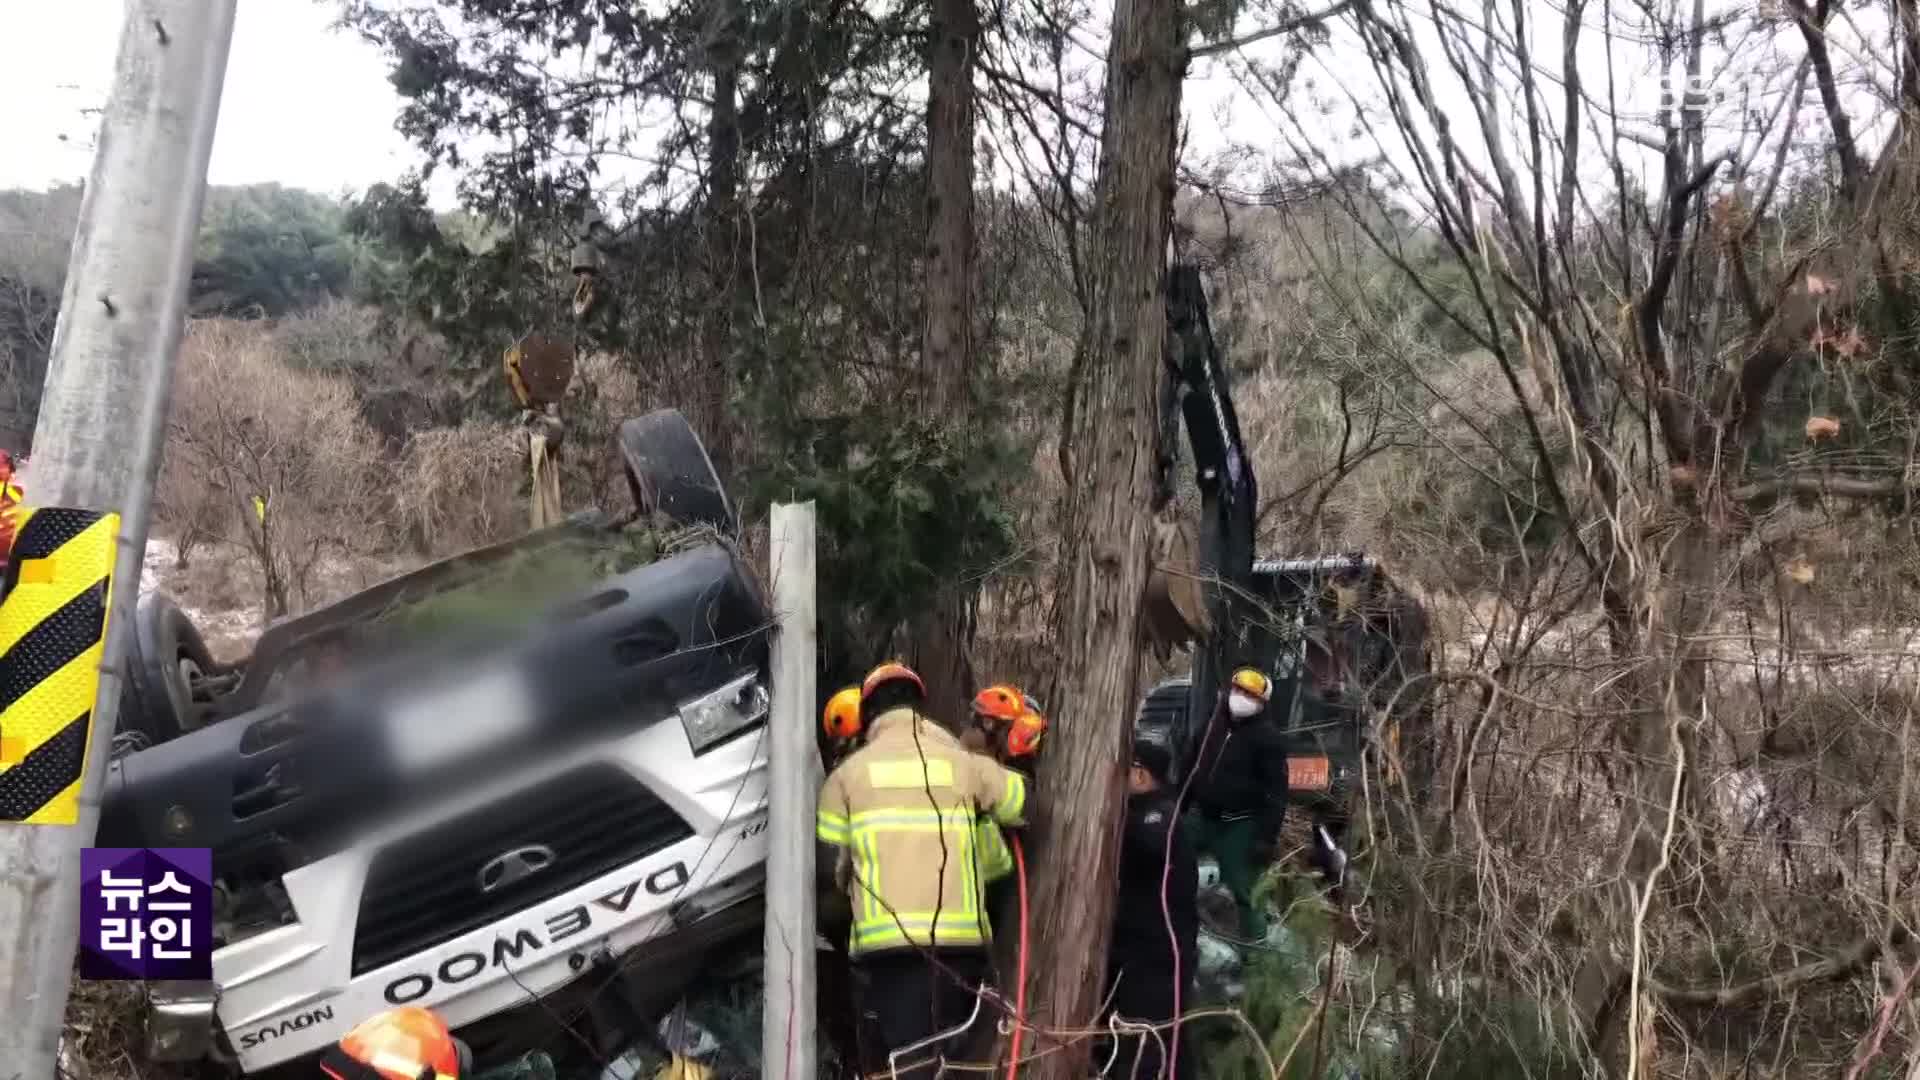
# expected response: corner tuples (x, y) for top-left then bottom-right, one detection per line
(1289, 756), (1330, 792)
(387, 667), (535, 772)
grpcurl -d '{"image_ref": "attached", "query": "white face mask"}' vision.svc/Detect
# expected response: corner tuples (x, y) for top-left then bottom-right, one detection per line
(1227, 691), (1262, 718)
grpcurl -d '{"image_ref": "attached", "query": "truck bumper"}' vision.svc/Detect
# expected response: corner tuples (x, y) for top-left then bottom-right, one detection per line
(144, 979), (218, 1063)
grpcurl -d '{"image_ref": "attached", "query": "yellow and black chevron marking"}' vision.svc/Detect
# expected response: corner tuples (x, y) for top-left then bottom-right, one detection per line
(0, 506), (121, 824)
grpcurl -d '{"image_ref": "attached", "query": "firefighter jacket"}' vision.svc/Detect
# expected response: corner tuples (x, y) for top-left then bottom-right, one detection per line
(1188, 708), (1290, 836)
(815, 707), (1029, 955)
(976, 817), (1014, 884)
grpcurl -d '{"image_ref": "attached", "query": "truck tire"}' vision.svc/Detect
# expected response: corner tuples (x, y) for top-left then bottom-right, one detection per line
(118, 593), (218, 745)
(1134, 678), (1194, 782)
(618, 409), (737, 537)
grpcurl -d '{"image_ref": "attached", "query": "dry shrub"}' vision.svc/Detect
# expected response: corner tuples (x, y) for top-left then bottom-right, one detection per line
(563, 350), (653, 511)
(157, 319), (387, 620)
(392, 420), (525, 554)
(273, 298), (389, 374)
(61, 977), (194, 1080)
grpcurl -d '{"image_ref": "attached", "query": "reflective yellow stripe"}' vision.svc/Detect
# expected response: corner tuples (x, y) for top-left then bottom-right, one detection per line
(843, 801), (993, 949)
(849, 806), (975, 828)
(867, 757), (955, 789)
(850, 912), (992, 952)
(857, 828), (884, 925)
(975, 819), (1013, 883)
(992, 772), (1027, 823)
(817, 811), (850, 845)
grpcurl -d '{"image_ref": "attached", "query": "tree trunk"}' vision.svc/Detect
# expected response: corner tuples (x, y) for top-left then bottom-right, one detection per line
(700, 0), (742, 480)
(1022, 0), (1184, 1070)
(909, 0), (982, 727)
(922, 0), (976, 419)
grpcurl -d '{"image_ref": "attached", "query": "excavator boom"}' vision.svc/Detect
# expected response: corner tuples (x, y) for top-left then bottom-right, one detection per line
(1148, 264), (1260, 769)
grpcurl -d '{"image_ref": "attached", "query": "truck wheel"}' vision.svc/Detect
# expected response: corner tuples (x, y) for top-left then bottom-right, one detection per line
(618, 409), (737, 537)
(118, 593), (218, 745)
(1133, 678), (1194, 781)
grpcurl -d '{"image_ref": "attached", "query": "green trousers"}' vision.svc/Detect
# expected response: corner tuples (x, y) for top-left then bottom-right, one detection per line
(1187, 813), (1264, 941)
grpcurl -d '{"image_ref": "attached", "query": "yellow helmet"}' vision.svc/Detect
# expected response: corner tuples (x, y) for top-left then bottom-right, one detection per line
(822, 685), (863, 742)
(1229, 667), (1273, 703)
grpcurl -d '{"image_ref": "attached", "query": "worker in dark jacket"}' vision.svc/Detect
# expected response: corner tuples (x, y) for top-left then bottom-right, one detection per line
(1105, 739), (1197, 1080)
(1185, 666), (1290, 941)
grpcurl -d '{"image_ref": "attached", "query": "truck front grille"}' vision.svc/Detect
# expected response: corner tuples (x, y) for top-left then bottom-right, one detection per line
(351, 764), (693, 975)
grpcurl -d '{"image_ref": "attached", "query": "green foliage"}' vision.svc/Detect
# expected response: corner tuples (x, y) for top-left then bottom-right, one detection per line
(2, 182), (394, 323)
(189, 184), (361, 316)
(344, 177), (574, 382)
(747, 407), (1025, 681)
(1196, 872), (1583, 1080)
(1, 182), (406, 444)
(355, 526), (678, 648)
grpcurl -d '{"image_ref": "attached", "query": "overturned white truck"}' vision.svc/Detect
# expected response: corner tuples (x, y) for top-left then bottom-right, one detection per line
(96, 410), (777, 1076)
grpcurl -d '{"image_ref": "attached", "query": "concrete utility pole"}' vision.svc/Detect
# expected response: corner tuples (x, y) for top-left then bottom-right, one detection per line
(0, 1), (237, 1073)
(761, 501), (820, 1080)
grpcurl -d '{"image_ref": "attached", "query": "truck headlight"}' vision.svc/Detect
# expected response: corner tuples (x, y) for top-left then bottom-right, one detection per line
(678, 673), (768, 754)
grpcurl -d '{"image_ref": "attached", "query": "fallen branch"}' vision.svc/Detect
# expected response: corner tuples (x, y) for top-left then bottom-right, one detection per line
(1651, 930), (1910, 1008)
(1733, 473), (1920, 502)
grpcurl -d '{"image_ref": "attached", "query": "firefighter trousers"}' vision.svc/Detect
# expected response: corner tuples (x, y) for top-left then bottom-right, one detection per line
(852, 948), (988, 1077)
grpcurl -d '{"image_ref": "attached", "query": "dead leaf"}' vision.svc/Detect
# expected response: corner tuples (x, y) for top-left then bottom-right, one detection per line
(1831, 325), (1867, 359)
(1785, 557), (1815, 585)
(1709, 194), (1748, 238)
(1805, 415), (1841, 440)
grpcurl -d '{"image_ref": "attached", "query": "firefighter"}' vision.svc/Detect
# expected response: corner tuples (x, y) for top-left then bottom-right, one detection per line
(965, 685), (1026, 753)
(965, 685), (1047, 913)
(1105, 739), (1197, 1080)
(815, 661), (1030, 1076)
(319, 1006), (468, 1080)
(1185, 666), (1290, 941)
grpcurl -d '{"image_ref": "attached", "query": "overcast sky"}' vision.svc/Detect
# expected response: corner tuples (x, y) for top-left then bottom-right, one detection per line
(0, 0), (1887, 225)
(0, 1), (429, 198)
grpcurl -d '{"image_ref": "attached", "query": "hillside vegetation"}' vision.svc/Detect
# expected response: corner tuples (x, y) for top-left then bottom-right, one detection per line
(13, 0), (1920, 1070)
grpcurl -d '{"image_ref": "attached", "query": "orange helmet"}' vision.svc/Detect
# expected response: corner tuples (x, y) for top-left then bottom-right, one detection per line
(861, 660), (926, 701)
(320, 1006), (464, 1080)
(971, 684), (1027, 726)
(0, 453), (17, 564)
(822, 685), (863, 741)
(1004, 709), (1047, 759)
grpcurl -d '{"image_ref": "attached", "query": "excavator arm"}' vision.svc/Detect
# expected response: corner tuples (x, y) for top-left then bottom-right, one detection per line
(1147, 264), (1261, 769)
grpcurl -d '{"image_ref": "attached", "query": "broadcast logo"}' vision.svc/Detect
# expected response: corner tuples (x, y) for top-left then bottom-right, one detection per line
(79, 847), (213, 981)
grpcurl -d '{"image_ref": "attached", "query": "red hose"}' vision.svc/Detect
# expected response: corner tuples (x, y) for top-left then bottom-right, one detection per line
(1006, 834), (1030, 1080)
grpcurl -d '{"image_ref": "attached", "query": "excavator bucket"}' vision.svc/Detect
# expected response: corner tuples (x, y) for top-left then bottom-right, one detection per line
(1143, 514), (1209, 656)
(503, 333), (576, 410)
